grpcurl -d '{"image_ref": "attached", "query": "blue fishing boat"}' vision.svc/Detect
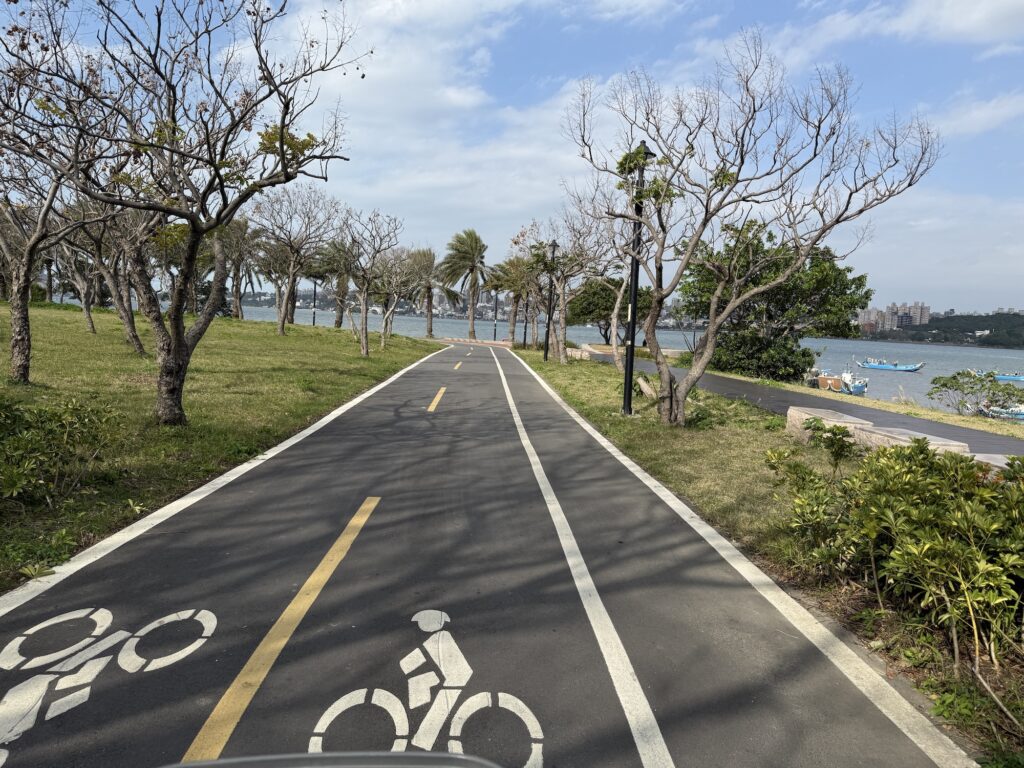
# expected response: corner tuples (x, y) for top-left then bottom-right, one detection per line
(967, 370), (1024, 382)
(856, 357), (925, 372)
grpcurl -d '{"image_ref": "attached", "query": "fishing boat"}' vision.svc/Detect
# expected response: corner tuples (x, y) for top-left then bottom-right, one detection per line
(813, 368), (869, 396)
(979, 402), (1024, 421)
(971, 370), (1024, 382)
(856, 357), (925, 372)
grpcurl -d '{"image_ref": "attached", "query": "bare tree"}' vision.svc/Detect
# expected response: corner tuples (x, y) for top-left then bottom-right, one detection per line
(55, 240), (98, 333)
(251, 184), (344, 335)
(0, 157), (94, 382)
(346, 209), (403, 357)
(567, 31), (939, 423)
(0, 0), (361, 422)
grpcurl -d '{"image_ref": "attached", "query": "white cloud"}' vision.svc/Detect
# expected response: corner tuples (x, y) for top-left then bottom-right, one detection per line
(934, 91), (1024, 136)
(977, 42), (1024, 60)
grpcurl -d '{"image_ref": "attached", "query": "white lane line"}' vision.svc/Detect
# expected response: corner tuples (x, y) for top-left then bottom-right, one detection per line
(489, 348), (674, 768)
(0, 345), (454, 620)
(503, 348), (976, 768)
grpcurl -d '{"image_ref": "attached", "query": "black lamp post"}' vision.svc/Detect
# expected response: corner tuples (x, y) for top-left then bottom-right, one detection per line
(493, 290), (499, 341)
(311, 280), (318, 327)
(622, 140), (656, 415)
(542, 239), (558, 361)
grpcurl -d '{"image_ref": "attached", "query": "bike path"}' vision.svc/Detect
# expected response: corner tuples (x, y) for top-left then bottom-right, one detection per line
(0, 344), (975, 768)
(493, 348), (959, 767)
(592, 354), (1024, 456)
(0, 345), (642, 768)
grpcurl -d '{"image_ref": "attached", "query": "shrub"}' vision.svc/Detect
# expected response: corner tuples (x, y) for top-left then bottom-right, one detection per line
(0, 396), (113, 513)
(769, 439), (1024, 672)
(709, 329), (816, 382)
(928, 370), (1022, 415)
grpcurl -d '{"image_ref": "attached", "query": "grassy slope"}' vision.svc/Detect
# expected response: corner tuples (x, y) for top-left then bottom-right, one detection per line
(0, 303), (440, 591)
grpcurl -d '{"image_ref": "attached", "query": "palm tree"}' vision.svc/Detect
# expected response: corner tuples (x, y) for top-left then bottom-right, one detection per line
(439, 229), (489, 339)
(408, 248), (461, 339)
(490, 256), (536, 342)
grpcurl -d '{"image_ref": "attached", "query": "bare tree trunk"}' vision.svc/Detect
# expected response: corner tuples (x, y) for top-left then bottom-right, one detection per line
(380, 295), (394, 349)
(425, 290), (434, 338)
(557, 284), (568, 365)
(348, 303), (358, 340)
(358, 289), (370, 357)
(334, 274), (347, 328)
(45, 258), (53, 303)
(81, 290), (96, 334)
(8, 265), (32, 382)
(230, 262), (243, 319)
(507, 296), (519, 342)
(276, 280), (291, 336)
(96, 260), (145, 355)
(287, 283), (297, 324)
(530, 301), (539, 348)
(643, 298), (680, 425)
(129, 232), (228, 425)
(467, 284), (477, 340)
(610, 279), (627, 373)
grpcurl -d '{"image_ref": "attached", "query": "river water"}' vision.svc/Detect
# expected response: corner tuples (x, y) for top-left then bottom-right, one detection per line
(241, 305), (1024, 409)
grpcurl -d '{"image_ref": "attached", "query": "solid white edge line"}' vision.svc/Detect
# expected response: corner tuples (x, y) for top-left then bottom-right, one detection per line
(0, 345), (453, 620)
(504, 348), (977, 768)
(489, 348), (675, 768)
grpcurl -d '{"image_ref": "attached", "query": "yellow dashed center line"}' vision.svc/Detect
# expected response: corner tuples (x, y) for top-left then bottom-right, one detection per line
(427, 386), (447, 412)
(454, 361), (462, 370)
(181, 497), (381, 762)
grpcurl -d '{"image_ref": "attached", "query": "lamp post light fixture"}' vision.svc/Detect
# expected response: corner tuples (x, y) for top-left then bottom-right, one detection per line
(542, 239), (558, 362)
(622, 140), (656, 416)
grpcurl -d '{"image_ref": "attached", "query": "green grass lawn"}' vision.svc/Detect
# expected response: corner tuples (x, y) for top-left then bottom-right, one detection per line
(0, 302), (440, 591)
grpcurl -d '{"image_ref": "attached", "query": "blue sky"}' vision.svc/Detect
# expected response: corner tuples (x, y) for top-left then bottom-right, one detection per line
(313, 0), (1024, 311)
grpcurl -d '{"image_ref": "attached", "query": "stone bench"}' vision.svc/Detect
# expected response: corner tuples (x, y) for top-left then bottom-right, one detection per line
(852, 425), (969, 455)
(785, 406), (873, 442)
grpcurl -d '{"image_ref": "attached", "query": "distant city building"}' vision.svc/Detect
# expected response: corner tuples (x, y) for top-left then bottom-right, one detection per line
(857, 301), (930, 333)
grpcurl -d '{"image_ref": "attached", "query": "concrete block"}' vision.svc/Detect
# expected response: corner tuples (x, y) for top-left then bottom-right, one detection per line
(786, 406), (873, 442)
(975, 454), (1011, 470)
(853, 425), (969, 454)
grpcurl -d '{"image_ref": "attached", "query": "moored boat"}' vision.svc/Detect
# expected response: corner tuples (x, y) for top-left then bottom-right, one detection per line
(856, 357), (925, 372)
(979, 402), (1024, 421)
(972, 370), (1024, 382)
(814, 369), (869, 396)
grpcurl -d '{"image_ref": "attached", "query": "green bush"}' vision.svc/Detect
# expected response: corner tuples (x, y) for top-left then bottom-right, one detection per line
(928, 370), (1023, 415)
(709, 329), (816, 382)
(768, 437), (1024, 671)
(1, 396), (113, 512)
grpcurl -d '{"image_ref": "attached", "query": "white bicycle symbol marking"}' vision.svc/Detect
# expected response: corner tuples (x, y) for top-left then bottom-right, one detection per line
(310, 609), (543, 768)
(0, 607), (217, 767)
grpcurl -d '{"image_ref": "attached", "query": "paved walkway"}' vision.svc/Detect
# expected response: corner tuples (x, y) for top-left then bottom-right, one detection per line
(0, 345), (975, 768)
(594, 355), (1024, 456)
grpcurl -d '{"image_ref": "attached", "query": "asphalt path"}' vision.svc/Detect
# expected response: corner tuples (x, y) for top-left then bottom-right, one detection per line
(0, 345), (976, 768)
(593, 354), (1024, 456)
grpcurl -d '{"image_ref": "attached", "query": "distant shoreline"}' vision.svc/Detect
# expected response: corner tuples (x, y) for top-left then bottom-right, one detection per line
(851, 337), (1024, 352)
